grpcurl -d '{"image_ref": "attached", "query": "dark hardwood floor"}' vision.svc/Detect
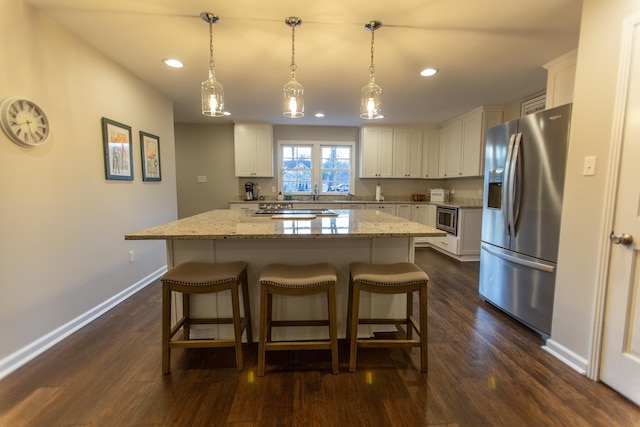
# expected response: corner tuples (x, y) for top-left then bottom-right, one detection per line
(2, 248), (640, 426)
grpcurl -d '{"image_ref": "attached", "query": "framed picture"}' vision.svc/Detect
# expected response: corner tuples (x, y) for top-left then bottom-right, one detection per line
(140, 131), (161, 181)
(521, 93), (546, 117)
(101, 117), (133, 180)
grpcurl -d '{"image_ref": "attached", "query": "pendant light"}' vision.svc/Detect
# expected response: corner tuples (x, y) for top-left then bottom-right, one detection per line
(201, 12), (225, 117)
(360, 20), (383, 120)
(283, 17), (304, 118)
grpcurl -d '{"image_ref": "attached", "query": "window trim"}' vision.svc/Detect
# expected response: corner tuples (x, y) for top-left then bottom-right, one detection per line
(277, 140), (355, 196)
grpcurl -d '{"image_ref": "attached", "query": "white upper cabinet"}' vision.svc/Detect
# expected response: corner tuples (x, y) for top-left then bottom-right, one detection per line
(421, 129), (440, 179)
(234, 123), (274, 177)
(438, 106), (503, 178)
(439, 119), (463, 178)
(392, 128), (423, 178)
(543, 49), (577, 109)
(360, 127), (394, 178)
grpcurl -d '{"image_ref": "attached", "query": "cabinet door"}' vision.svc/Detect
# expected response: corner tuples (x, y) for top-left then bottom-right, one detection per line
(366, 203), (397, 216)
(360, 127), (393, 178)
(458, 209), (483, 255)
(439, 120), (463, 177)
(229, 203), (259, 212)
(460, 112), (483, 176)
(234, 124), (273, 177)
(341, 203), (365, 210)
(254, 126), (274, 177)
(411, 204), (429, 224)
(422, 129), (440, 178)
(234, 125), (255, 177)
(427, 205), (437, 227)
(393, 128), (422, 178)
(395, 203), (412, 219)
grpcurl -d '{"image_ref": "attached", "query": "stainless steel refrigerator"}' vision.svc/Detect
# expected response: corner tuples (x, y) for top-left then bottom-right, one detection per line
(479, 103), (572, 337)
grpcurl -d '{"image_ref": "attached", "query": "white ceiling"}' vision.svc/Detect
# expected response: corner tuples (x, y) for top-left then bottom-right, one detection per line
(25, 0), (583, 126)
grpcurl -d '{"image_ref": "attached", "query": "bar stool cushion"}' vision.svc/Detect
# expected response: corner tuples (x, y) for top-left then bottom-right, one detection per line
(162, 261), (247, 286)
(350, 262), (428, 286)
(259, 263), (337, 288)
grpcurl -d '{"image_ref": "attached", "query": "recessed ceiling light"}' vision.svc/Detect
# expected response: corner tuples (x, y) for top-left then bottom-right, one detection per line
(420, 68), (438, 77)
(163, 58), (184, 68)
(315, 113), (325, 118)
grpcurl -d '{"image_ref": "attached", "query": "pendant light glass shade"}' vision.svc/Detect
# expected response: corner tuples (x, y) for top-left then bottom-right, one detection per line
(360, 20), (383, 120)
(283, 73), (304, 118)
(200, 13), (225, 117)
(283, 17), (304, 118)
(361, 77), (382, 120)
(202, 71), (224, 117)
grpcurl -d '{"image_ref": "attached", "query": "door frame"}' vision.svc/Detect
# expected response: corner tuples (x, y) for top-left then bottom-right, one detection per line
(589, 11), (640, 381)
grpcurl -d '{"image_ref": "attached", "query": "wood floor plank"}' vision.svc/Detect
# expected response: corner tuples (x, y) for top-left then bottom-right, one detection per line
(1, 248), (640, 426)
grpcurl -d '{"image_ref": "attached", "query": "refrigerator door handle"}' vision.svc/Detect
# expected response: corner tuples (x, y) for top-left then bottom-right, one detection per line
(503, 133), (517, 235)
(507, 132), (523, 236)
(482, 243), (555, 273)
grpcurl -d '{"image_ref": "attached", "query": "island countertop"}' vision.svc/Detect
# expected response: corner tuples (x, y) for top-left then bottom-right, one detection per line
(125, 209), (445, 240)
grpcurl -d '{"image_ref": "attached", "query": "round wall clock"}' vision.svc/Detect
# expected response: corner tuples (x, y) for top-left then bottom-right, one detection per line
(0, 97), (50, 147)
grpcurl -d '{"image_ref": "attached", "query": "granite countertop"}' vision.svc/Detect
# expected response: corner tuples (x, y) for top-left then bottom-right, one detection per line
(229, 199), (483, 209)
(125, 209), (446, 240)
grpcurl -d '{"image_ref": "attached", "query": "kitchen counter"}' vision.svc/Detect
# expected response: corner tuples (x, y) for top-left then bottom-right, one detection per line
(125, 209), (445, 240)
(125, 209), (444, 342)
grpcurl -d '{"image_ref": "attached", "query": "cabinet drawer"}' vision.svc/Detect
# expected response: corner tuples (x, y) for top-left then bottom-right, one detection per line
(429, 233), (460, 255)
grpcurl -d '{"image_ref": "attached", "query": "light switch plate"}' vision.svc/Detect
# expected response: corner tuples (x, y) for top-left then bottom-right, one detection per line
(197, 175), (208, 183)
(583, 156), (597, 176)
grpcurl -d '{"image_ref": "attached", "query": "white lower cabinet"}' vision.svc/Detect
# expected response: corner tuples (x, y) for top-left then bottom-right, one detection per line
(342, 203), (365, 210)
(427, 208), (482, 261)
(229, 203), (259, 212)
(395, 203), (412, 220)
(411, 204), (431, 244)
(366, 203), (397, 216)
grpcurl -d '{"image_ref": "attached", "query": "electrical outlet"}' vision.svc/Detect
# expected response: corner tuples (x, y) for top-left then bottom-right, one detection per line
(128, 250), (135, 263)
(197, 175), (207, 183)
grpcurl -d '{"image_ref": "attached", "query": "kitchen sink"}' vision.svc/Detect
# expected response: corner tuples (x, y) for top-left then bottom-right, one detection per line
(253, 208), (338, 216)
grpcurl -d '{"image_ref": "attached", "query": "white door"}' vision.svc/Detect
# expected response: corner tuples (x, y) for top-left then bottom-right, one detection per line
(600, 13), (640, 406)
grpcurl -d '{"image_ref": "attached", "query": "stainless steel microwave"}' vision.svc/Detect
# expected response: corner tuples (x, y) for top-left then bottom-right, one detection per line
(436, 206), (458, 235)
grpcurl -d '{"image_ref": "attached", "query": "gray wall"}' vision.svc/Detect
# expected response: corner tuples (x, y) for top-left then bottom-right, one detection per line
(0, 0), (177, 367)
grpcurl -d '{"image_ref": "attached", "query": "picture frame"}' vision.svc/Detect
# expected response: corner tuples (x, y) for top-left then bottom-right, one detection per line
(521, 93), (546, 117)
(102, 117), (133, 180)
(140, 131), (161, 181)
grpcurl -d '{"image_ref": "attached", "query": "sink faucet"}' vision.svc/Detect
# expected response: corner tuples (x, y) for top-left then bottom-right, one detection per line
(312, 183), (319, 200)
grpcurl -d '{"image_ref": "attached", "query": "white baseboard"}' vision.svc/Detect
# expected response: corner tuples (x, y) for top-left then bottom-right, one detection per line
(542, 338), (589, 375)
(0, 266), (166, 381)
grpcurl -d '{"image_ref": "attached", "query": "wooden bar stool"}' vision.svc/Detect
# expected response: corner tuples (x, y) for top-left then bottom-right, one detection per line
(161, 261), (252, 374)
(258, 263), (339, 376)
(346, 262), (429, 373)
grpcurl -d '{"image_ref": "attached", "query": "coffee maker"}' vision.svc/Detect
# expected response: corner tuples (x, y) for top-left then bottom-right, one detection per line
(244, 182), (257, 200)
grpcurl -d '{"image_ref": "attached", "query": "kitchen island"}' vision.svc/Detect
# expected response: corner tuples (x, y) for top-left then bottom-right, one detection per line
(126, 209), (445, 341)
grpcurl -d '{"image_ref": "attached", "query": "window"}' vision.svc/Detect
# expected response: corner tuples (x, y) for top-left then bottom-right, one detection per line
(281, 145), (312, 193)
(278, 141), (354, 195)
